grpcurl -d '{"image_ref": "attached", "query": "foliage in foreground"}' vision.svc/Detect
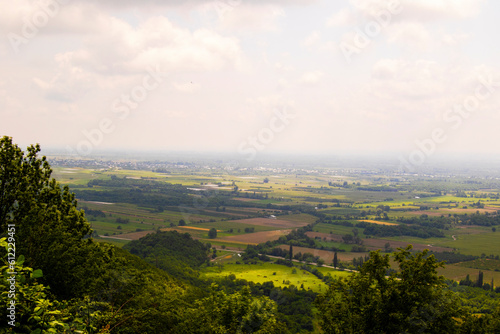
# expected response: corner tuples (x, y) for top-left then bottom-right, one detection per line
(315, 246), (500, 334)
(0, 136), (113, 300)
(177, 284), (287, 334)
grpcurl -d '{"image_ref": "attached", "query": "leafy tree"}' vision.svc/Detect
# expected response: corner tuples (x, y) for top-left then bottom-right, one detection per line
(476, 271), (484, 288)
(178, 219), (186, 226)
(0, 237), (112, 333)
(208, 228), (218, 239)
(96, 248), (187, 333)
(460, 305), (500, 333)
(316, 246), (463, 333)
(176, 284), (286, 333)
(333, 252), (338, 268)
(384, 242), (392, 253)
(0, 136), (111, 299)
(123, 230), (208, 285)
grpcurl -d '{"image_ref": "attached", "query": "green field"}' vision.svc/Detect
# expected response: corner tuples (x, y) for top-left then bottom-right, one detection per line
(96, 237), (130, 248)
(202, 260), (351, 292)
(382, 226), (500, 256)
(449, 232), (500, 256)
(313, 222), (367, 237)
(438, 264), (500, 286)
(457, 258), (500, 271)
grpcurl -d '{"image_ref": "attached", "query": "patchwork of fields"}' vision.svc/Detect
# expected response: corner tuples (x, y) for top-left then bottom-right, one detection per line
(50, 164), (500, 286)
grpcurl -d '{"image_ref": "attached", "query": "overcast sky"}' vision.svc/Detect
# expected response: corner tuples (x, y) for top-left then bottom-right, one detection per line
(1, 0), (500, 162)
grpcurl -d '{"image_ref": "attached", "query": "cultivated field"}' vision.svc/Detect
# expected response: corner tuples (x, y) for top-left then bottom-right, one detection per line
(218, 229), (292, 245)
(278, 245), (369, 263)
(357, 219), (398, 226)
(225, 217), (310, 229)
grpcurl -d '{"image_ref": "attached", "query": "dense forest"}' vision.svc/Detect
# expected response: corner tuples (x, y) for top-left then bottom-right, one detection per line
(1, 136), (500, 333)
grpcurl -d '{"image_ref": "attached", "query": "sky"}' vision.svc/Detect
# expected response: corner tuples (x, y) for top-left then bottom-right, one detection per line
(1, 0), (500, 165)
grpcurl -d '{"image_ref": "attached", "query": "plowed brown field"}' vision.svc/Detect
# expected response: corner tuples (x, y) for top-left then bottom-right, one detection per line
(219, 229), (292, 244)
(227, 217), (309, 228)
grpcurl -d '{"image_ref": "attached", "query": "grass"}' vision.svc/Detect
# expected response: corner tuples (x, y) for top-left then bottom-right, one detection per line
(457, 259), (500, 271)
(450, 232), (500, 256)
(90, 219), (155, 236)
(438, 264), (500, 286)
(313, 223), (366, 237)
(316, 266), (352, 277)
(95, 237), (130, 248)
(201, 240), (249, 250)
(202, 261), (350, 292)
(279, 213), (318, 224)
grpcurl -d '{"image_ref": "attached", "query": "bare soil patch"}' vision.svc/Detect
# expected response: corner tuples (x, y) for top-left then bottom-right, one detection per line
(179, 226), (222, 232)
(306, 232), (343, 242)
(228, 217), (308, 229)
(362, 238), (453, 252)
(278, 245), (368, 262)
(232, 198), (259, 202)
(305, 232), (454, 253)
(199, 209), (249, 217)
(220, 229), (292, 244)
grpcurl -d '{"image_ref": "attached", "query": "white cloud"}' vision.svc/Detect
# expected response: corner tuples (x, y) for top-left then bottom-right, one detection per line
(29, 15), (243, 102)
(441, 33), (470, 47)
(360, 59), (500, 132)
(346, 0), (484, 23)
(73, 0), (317, 9)
(398, 0), (484, 21)
(275, 62), (294, 72)
(172, 81), (201, 93)
(244, 94), (295, 120)
(0, 81), (21, 116)
(0, 1), (110, 35)
(303, 30), (321, 47)
(32, 56), (96, 102)
(326, 0), (484, 33)
(277, 78), (289, 89)
(327, 8), (354, 27)
(371, 59), (448, 100)
(299, 71), (324, 85)
(386, 22), (434, 52)
(90, 16), (241, 73)
(214, 4), (286, 31)
(385, 22), (473, 53)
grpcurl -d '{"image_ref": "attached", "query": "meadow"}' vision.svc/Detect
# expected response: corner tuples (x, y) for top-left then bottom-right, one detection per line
(201, 260), (351, 292)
